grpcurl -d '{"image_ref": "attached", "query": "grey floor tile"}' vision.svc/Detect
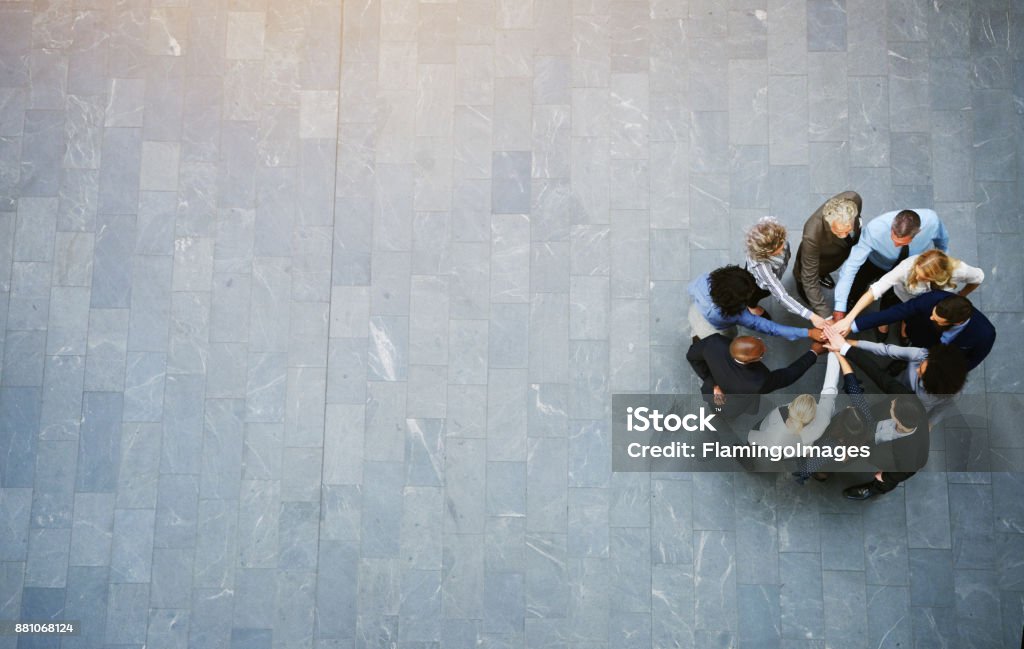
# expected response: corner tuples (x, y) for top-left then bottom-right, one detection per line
(62, 565), (107, 649)
(68, 493), (114, 568)
(694, 530), (738, 636)
(96, 128), (142, 215)
(483, 571), (525, 635)
(866, 585), (912, 649)
(610, 527), (652, 612)
(109, 508), (156, 584)
(911, 605), (959, 649)
(19, 586), (66, 638)
(154, 473), (199, 550)
(780, 552), (824, 641)
(949, 483), (995, 570)
(23, 527), (70, 588)
(194, 498), (238, 589)
(906, 472), (952, 549)
(953, 568), (1002, 648)
(315, 540), (359, 640)
(909, 548), (955, 608)
(820, 513), (865, 571)
(236, 481), (280, 571)
(567, 486), (609, 558)
(738, 584), (782, 649)
(651, 479), (693, 565)
(19, 110), (64, 197)
(150, 547), (193, 609)
(442, 534), (484, 619)
(30, 439), (75, 529)
(822, 570), (868, 648)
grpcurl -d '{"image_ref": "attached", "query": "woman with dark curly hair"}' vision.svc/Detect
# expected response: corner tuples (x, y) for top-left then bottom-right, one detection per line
(687, 265), (826, 342)
(822, 327), (968, 427)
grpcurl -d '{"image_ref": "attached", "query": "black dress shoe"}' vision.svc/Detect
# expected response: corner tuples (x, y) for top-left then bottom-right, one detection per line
(819, 274), (836, 289)
(872, 327), (889, 343)
(843, 484), (875, 500)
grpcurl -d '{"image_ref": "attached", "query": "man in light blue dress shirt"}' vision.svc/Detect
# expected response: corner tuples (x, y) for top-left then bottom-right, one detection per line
(832, 209), (949, 322)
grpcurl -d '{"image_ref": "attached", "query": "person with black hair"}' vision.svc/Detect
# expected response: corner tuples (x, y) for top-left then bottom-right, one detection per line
(687, 266), (826, 341)
(822, 327), (968, 426)
(826, 340), (930, 500)
(845, 290), (995, 370)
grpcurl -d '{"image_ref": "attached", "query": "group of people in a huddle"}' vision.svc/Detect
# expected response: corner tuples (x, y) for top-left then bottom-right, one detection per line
(685, 192), (996, 500)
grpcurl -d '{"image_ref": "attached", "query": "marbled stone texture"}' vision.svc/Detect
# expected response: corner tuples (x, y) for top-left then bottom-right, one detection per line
(0, 1), (1021, 648)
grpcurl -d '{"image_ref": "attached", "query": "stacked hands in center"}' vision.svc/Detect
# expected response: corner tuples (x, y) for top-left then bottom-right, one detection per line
(685, 193), (995, 500)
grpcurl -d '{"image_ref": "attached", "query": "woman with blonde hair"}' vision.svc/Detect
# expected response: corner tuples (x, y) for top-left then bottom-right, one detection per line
(833, 249), (984, 336)
(744, 216), (830, 329)
(747, 354), (841, 450)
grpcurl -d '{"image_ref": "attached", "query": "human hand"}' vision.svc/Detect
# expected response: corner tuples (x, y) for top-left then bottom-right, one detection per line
(832, 317), (852, 337)
(713, 385), (726, 406)
(807, 327), (826, 342)
(822, 324), (847, 352)
(810, 313), (829, 329)
(832, 311), (845, 323)
(810, 341), (827, 355)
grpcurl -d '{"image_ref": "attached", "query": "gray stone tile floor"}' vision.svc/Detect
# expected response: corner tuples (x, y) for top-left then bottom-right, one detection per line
(0, 0), (1023, 647)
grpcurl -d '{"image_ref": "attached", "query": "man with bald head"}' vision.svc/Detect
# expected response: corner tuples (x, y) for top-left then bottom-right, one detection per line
(687, 333), (827, 419)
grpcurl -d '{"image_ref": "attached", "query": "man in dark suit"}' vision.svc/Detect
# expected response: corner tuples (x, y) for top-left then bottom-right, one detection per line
(848, 291), (995, 371)
(794, 191), (863, 319)
(686, 334), (826, 419)
(826, 346), (930, 500)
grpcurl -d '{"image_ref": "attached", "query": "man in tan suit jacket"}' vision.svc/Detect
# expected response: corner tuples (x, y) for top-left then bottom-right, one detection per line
(793, 191), (863, 318)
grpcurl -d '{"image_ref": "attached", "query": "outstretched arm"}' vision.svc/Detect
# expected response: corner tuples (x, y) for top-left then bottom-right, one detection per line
(748, 259), (816, 322)
(761, 350), (820, 393)
(838, 255), (912, 332)
(736, 309), (810, 341)
(852, 294), (930, 333)
(835, 290), (876, 334)
(845, 347), (914, 395)
(838, 356), (875, 428)
(824, 325), (916, 395)
(833, 238), (873, 312)
(821, 351), (841, 396)
(851, 339), (928, 363)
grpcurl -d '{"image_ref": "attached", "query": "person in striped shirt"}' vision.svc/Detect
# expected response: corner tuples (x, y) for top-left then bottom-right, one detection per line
(744, 217), (830, 330)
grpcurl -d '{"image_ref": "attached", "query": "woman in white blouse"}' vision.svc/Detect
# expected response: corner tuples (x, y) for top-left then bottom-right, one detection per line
(834, 249), (984, 336)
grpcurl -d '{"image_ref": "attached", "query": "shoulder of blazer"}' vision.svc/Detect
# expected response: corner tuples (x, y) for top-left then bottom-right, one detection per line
(703, 333), (731, 350)
(964, 311), (996, 339)
(803, 206), (826, 236)
(911, 289), (956, 310)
